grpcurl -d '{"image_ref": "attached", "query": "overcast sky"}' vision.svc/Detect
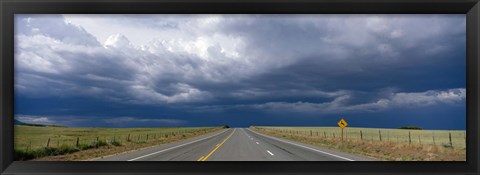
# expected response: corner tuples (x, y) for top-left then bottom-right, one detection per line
(14, 14), (466, 129)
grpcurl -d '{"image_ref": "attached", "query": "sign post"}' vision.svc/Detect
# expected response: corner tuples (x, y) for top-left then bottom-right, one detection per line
(337, 118), (348, 143)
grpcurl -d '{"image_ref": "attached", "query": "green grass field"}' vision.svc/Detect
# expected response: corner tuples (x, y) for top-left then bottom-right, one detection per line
(15, 125), (220, 150)
(14, 125), (223, 160)
(256, 126), (466, 148)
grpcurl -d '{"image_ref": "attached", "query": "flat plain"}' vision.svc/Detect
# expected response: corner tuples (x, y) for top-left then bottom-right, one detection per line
(14, 125), (222, 160)
(252, 126), (466, 161)
(255, 126), (466, 148)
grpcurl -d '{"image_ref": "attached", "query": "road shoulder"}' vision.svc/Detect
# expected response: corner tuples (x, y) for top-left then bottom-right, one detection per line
(247, 128), (377, 161)
(90, 128), (230, 161)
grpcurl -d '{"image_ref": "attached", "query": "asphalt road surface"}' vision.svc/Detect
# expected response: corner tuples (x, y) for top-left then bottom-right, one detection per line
(95, 128), (375, 161)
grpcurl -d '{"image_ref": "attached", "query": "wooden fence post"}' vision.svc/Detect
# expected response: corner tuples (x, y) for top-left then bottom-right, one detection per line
(324, 131), (326, 138)
(96, 137), (99, 147)
(127, 134), (131, 142)
(47, 138), (51, 147)
(360, 130), (363, 140)
(449, 132), (453, 148)
(379, 130), (382, 141)
(76, 137), (79, 147)
(418, 136), (421, 144)
(408, 131), (411, 144)
(432, 133), (436, 145)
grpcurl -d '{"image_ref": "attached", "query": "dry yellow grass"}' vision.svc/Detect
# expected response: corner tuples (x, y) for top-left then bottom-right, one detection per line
(252, 126), (466, 161)
(259, 126), (466, 148)
(15, 125), (224, 161)
(33, 130), (221, 161)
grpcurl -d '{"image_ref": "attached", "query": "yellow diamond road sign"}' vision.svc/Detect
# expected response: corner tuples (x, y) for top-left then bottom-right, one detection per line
(338, 118), (348, 129)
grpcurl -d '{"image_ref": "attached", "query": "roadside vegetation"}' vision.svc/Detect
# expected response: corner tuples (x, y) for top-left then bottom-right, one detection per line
(251, 126), (466, 161)
(15, 125), (225, 161)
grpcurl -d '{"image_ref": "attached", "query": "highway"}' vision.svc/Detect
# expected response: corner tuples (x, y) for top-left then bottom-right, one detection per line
(95, 128), (374, 161)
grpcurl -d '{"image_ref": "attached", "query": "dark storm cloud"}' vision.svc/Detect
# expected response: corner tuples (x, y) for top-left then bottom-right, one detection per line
(14, 14), (466, 128)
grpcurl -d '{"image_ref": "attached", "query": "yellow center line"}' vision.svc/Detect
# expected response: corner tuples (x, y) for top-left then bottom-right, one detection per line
(198, 128), (236, 161)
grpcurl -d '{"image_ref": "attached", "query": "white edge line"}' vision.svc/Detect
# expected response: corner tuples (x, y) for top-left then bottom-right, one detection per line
(247, 128), (354, 161)
(267, 150), (274, 156)
(128, 129), (230, 161)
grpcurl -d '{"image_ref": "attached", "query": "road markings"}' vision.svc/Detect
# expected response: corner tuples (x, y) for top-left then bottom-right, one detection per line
(198, 129), (237, 161)
(127, 129), (230, 161)
(256, 142), (259, 144)
(267, 150), (274, 156)
(197, 156), (205, 161)
(247, 129), (355, 161)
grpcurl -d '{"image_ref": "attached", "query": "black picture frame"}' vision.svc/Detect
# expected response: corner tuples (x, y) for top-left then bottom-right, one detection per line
(1, 0), (479, 174)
